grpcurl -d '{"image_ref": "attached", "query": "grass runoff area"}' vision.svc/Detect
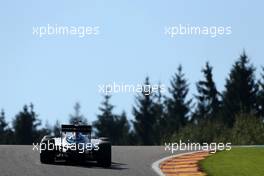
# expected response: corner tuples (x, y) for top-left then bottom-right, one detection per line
(200, 147), (264, 176)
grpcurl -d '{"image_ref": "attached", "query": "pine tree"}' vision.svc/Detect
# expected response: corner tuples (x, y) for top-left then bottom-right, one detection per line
(13, 104), (41, 144)
(132, 77), (157, 145)
(0, 109), (14, 144)
(152, 83), (165, 144)
(257, 67), (264, 118)
(0, 109), (8, 144)
(94, 95), (132, 145)
(222, 51), (258, 127)
(193, 62), (220, 122)
(69, 102), (87, 125)
(165, 65), (192, 135)
(35, 121), (52, 141)
(0, 109), (8, 134)
(114, 111), (131, 145)
(93, 95), (116, 142)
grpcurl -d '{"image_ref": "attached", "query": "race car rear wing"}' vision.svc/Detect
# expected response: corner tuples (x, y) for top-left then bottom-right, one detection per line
(61, 124), (92, 133)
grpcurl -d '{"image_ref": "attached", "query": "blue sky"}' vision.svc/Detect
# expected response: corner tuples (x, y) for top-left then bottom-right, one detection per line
(0, 0), (263, 126)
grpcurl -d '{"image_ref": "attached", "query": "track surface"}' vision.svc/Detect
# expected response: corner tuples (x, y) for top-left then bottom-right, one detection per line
(0, 145), (185, 176)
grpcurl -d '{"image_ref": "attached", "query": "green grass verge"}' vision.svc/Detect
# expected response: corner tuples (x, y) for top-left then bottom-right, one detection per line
(200, 147), (264, 176)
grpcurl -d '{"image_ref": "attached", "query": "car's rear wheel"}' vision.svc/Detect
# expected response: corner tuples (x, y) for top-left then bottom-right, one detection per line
(97, 143), (111, 167)
(40, 139), (55, 164)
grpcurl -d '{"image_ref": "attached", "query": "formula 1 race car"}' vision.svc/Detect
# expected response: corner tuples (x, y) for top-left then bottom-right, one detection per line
(39, 122), (111, 167)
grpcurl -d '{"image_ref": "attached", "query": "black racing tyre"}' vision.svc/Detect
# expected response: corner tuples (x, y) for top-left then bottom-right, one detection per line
(40, 139), (55, 164)
(97, 143), (111, 167)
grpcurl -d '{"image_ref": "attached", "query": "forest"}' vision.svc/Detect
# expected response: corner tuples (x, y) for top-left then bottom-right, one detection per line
(0, 51), (264, 145)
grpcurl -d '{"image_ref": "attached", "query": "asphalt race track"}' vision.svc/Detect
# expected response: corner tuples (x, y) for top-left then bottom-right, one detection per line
(0, 145), (186, 176)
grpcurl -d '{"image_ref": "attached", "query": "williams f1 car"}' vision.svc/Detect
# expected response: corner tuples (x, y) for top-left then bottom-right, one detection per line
(39, 123), (111, 167)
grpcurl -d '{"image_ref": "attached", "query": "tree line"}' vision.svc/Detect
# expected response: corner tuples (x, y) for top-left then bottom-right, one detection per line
(0, 51), (264, 145)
